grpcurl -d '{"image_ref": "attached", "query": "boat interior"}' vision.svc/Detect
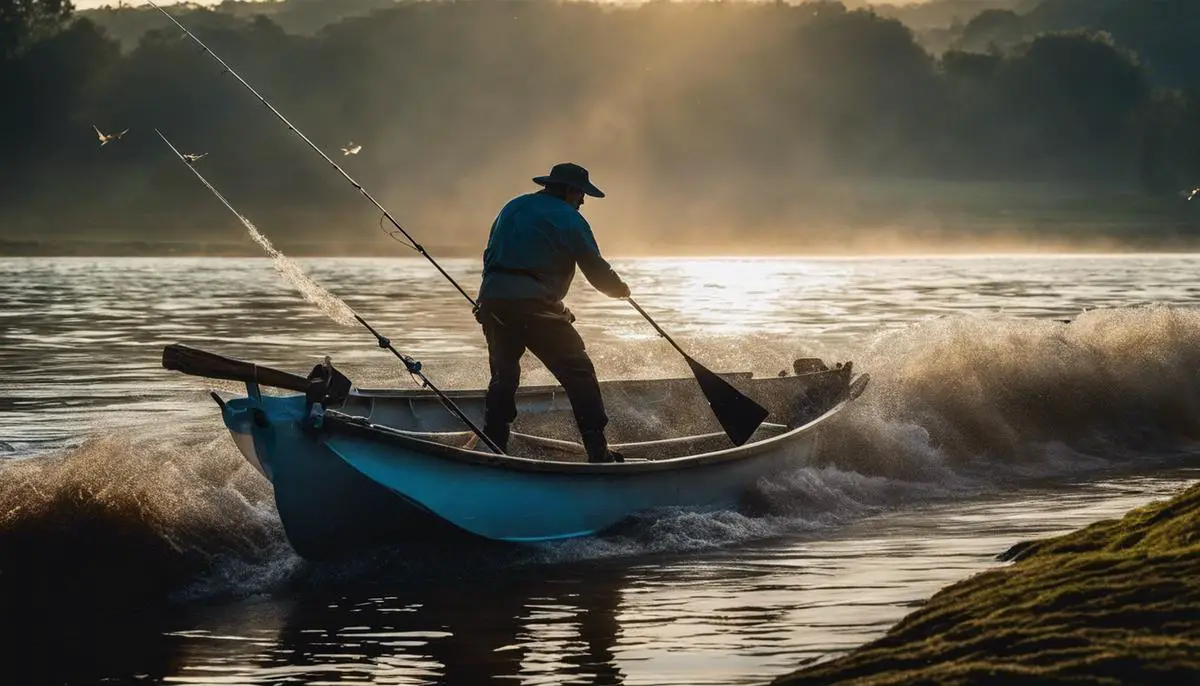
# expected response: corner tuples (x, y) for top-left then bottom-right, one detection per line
(160, 344), (860, 463)
(338, 360), (858, 461)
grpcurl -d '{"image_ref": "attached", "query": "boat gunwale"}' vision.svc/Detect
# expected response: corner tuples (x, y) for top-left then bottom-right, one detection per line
(349, 371), (760, 399)
(322, 374), (867, 474)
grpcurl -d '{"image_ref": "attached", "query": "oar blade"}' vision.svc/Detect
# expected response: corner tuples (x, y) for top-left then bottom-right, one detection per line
(684, 356), (770, 446)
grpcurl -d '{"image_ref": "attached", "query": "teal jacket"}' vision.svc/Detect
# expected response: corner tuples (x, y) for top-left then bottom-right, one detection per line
(478, 192), (627, 304)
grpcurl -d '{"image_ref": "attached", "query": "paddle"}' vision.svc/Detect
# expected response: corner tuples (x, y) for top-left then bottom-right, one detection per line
(625, 298), (769, 446)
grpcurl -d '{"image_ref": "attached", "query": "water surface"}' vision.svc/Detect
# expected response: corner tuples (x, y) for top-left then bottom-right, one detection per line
(2, 255), (1199, 685)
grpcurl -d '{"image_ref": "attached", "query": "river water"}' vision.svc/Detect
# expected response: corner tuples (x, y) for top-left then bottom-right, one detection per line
(2, 255), (1199, 685)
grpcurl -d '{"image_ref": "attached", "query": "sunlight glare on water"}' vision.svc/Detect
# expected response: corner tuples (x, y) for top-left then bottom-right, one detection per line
(610, 258), (855, 339)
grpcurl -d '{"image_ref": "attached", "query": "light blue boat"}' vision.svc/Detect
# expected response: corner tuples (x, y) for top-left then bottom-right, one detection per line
(164, 345), (869, 559)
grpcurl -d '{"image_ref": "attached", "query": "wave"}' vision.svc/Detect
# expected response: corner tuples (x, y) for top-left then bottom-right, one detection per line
(524, 305), (1200, 560)
(4, 306), (1200, 601)
(0, 423), (293, 609)
(819, 305), (1200, 481)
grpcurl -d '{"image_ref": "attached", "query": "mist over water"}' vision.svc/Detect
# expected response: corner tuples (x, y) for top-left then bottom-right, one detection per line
(2, 255), (1199, 684)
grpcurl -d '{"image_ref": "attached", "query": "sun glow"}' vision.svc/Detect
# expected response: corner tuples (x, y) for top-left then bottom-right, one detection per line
(619, 258), (853, 338)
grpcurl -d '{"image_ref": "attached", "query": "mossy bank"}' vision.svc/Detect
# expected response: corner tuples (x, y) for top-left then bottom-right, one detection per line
(775, 482), (1200, 685)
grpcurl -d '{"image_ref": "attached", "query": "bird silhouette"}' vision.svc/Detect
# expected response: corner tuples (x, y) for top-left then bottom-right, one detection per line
(93, 125), (129, 146)
(341, 142), (362, 156)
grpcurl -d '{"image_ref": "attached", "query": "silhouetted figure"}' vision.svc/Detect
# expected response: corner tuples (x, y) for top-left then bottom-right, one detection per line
(476, 162), (630, 463)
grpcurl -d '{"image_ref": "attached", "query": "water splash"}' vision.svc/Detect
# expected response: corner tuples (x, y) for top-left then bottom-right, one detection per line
(240, 216), (358, 326)
(156, 128), (357, 327)
(0, 422), (292, 606)
(813, 305), (1200, 482)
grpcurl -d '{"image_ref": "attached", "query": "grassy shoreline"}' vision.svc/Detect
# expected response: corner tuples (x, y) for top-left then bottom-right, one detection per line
(773, 482), (1200, 685)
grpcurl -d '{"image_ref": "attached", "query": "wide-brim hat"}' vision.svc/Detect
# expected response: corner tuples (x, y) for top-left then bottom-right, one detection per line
(533, 162), (605, 198)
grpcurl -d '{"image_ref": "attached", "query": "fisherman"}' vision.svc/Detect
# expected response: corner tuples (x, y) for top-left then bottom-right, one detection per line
(476, 162), (630, 463)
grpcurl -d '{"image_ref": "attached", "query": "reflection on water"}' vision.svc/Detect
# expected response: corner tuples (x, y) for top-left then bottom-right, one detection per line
(6, 473), (1176, 686)
(3, 256), (1200, 685)
(212, 570), (624, 685)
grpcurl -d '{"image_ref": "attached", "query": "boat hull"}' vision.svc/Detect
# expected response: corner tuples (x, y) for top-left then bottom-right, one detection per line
(325, 426), (819, 543)
(222, 394), (475, 558)
(217, 368), (863, 559)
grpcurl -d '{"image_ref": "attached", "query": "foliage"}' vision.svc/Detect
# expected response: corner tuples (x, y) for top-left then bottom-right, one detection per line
(957, 9), (1022, 52)
(0, 0), (74, 58)
(950, 0), (1200, 88)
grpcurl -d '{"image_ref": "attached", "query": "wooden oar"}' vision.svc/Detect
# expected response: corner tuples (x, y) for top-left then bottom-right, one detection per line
(625, 298), (769, 446)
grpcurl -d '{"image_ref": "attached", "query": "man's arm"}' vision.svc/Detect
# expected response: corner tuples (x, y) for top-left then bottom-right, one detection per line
(566, 220), (630, 299)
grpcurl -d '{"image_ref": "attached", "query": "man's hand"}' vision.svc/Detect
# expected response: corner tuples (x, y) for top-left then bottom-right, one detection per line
(612, 280), (631, 299)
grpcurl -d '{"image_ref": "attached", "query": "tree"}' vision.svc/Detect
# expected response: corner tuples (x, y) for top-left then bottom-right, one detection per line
(791, 8), (940, 173)
(996, 32), (1150, 176)
(0, 0), (74, 60)
(956, 9), (1023, 53)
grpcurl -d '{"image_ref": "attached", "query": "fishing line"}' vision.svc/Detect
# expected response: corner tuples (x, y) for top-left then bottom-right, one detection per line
(380, 213), (419, 252)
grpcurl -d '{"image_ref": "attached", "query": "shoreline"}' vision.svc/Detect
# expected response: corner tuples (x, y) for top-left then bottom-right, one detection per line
(773, 481), (1200, 685)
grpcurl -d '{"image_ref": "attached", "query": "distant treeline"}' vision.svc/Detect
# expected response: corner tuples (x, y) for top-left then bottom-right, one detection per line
(79, 1), (1034, 49)
(3, 0), (1200, 249)
(957, 0), (1200, 88)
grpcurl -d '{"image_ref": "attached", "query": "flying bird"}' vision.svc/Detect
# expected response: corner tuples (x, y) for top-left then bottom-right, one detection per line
(182, 152), (208, 163)
(341, 142), (362, 156)
(93, 125), (128, 146)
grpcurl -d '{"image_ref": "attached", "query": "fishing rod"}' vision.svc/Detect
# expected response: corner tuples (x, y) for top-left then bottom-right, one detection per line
(154, 128), (505, 455)
(146, 0), (479, 311)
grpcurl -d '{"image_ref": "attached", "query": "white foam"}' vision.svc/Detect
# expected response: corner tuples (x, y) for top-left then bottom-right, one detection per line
(240, 218), (357, 327)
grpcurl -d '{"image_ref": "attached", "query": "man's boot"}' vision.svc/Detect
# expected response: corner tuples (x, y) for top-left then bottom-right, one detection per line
(581, 430), (624, 464)
(483, 423), (510, 454)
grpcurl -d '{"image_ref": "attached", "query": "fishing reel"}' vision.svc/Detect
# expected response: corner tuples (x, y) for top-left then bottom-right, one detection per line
(304, 355), (352, 421)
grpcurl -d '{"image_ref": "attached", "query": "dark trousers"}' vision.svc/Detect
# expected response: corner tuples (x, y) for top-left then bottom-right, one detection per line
(477, 301), (608, 444)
